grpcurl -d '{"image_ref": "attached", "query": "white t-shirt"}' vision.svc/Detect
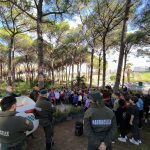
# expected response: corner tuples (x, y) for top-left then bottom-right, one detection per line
(55, 91), (60, 99)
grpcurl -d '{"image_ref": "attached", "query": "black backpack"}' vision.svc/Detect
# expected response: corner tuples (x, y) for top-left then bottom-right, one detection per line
(75, 121), (83, 136)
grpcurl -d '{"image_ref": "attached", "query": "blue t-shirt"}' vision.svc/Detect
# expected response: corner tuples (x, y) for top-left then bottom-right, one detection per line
(136, 98), (144, 111)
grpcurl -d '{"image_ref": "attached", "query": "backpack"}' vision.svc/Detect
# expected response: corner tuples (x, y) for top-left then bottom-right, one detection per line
(75, 121), (83, 136)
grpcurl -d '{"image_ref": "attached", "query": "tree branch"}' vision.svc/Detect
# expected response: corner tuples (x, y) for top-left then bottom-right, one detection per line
(7, 0), (37, 20)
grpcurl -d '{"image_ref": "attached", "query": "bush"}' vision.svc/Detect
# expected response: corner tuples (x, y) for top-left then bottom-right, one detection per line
(15, 82), (31, 95)
(69, 106), (81, 115)
(110, 75), (116, 81)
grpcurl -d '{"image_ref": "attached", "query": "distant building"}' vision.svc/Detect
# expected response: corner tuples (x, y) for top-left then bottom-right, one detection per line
(133, 66), (150, 72)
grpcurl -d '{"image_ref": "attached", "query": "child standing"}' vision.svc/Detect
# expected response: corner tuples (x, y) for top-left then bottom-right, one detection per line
(117, 99), (128, 142)
(129, 96), (141, 146)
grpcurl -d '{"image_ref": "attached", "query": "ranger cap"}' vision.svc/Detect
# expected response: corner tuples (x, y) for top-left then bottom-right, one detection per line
(39, 88), (48, 95)
(89, 91), (103, 102)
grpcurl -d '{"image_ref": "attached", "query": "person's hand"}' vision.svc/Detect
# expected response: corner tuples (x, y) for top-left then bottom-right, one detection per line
(98, 142), (106, 150)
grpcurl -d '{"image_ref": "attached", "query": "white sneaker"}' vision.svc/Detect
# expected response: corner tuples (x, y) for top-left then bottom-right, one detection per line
(138, 140), (142, 144)
(119, 135), (128, 139)
(129, 138), (139, 146)
(118, 137), (127, 143)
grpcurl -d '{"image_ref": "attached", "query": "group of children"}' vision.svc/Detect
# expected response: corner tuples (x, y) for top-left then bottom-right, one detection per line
(101, 87), (150, 146)
(30, 85), (150, 146)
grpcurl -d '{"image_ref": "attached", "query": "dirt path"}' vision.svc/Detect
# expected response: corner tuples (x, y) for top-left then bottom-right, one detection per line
(27, 120), (150, 150)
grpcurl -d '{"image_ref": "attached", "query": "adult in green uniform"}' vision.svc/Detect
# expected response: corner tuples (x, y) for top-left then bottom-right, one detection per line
(84, 91), (117, 150)
(0, 96), (33, 150)
(35, 89), (55, 150)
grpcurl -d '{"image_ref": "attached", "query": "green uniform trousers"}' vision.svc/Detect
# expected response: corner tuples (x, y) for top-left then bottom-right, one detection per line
(87, 137), (112, 150)
(1, 140), (27, 150)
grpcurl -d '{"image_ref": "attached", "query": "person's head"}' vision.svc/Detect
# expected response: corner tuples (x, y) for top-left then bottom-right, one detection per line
(124, 94), (130, 102)
(39, 88), (48, 98)
(0, 96), (17, 111)
(89, 91), (103, 105)
(6, 86), (13, 93)
(119, 99), (126, 108)
(129, 96), (138, 105)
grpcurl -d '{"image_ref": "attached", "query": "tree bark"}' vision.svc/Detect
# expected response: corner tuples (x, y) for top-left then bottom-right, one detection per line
(51, 59), (54, 85)
(97, 52), (102, 87)
(79, 61), (82, 77)
(12, 43), (15, 83)
(8, 35), (14, 86)
(68, 65), (71, 82)
(77, 63), (80, 77)
(71, 62), (74, 81)
(102, 34), (106, 89)
(58, 68), (61, 83)
(90, 48), (94, 88)
(0, 63), (2, 81)
(122, 53), (127, 88)
(37, 0), (44, 89)
(114, 0), (131, 92)
(66, 65), (68, 86)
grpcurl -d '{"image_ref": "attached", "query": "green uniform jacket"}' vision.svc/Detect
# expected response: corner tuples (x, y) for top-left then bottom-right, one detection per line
(35, 96), (55, 127)
(84, 104), (117, 146)
(0, 111), (33, 146)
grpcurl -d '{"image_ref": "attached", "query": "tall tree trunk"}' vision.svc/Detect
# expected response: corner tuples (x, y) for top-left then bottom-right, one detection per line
(79, 61), (82, 77)
(86, 64), (88, 80)
(97, 52), (102, 87)
(88, 65), (90, 82)
(102, 34), (106, 89)
(37, 0), (44, 89)
(51, 59), (54, 85)
(61, 56), (64, 82)
(0, 63), (2, 81)
(90, 48), (94, 88)
(114, 0), (131, 92)
(77, 63), (80, 77)
(26, 55), (31, 83)
(122, 53), (127, 88)
(8, 35), (14, 86)
(66, 65), (68, 86)
(68, 65), (71, 82)
(61, 66), (63, 82)
(12, 43), (15, 83)
(71, 63), (74, 81)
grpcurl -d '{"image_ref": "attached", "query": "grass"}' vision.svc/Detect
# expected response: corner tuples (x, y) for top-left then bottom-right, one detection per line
(131, 72), (150, 82)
